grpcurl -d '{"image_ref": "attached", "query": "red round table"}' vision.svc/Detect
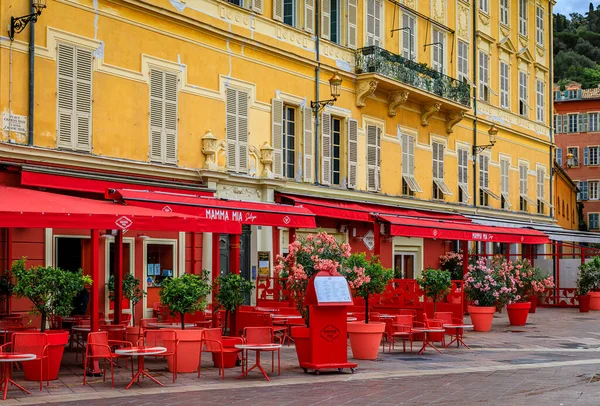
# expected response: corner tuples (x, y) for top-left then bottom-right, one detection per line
(114, 346), (166, 389)
(235, 344), (282, 382)
(443, 324), (474, 349)
(0, 353), (36, 400)
(411, 328), (445, 355)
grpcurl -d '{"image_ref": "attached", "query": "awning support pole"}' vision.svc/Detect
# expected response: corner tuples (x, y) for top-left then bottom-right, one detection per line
(211, 233), (220, 328)
(230, 234), (241, 275)
(90, 229), (99, 333)
(114, 230), (123, 325)
(289, 228), (296, 243)
(373, 222), (381, 257)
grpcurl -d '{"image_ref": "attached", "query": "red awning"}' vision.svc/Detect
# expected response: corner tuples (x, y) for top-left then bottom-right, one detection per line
(278, 193), (469, 223)
(107, 189), (316, 229)
(377, 215), (550, 244)
(0, 186), (240, 233)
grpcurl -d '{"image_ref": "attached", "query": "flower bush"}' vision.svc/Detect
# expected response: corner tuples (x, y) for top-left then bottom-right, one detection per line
(275, 232), (351, 321)
(578, 256), (600, 295)
(464, 258), (506, 309)
(498, 259), (554, 305)
(341, 253), (393, 323)
(439, 251), (464, 281)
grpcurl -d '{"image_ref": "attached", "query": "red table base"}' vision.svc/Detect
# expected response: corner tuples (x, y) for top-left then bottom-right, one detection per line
(125, 357), (163, 389)
(445, 329), (470, 349)
(417, 332), (443, 355)
(238, 349), (279, 382)
(2, 362), (31, 400)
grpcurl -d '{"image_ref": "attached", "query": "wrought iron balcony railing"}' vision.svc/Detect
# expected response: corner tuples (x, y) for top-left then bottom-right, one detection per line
(355, 46), (471, 108)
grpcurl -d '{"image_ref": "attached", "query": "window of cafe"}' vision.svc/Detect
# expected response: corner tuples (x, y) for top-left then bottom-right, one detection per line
(55, 236), (84, 273)
(394, 252), (416, 279)
(145, 241), (176, 287)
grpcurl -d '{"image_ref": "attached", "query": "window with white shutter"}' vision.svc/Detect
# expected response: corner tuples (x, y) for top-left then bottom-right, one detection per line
(519, 71), (528, 117)
(366, 124), (381, 192)
(225, 87), (249, 173)
(402, 133), (421, 194)
(556, 147), (562, 166)
(500, 159), (511, 209)
(321, 0), (331, 41)
(432, 30), (445, 74)
(568, 114), (579, 133)
(271, 99), (284, 178)
(589, 113), (599, 132)
(366, 0), (382, 47)
(536, 80), (545, 123)
(432, 141), (452, 199)
(321, 111), (332, 185)
(480, 0), (489, 13)
(458, 41), (468, 83)
(519, 163), (534, 211)
(402, 13), (416, 61)
(590, 181), (599, 200)
(57, 44), (93, 152)
(347, 118), (358, 189)
(519, 0), (528, 36)
(479, 51), (489, 102)
(479, 154), (498, 206)
(458, 148), (470, 203)
(500, 0), (509, 26)
(536, 6), (544, 46)
(149, 69), (178, 165)
(347, 0), (357, 49)
(273, 0), (284, 22)
(589, 146), (599, 166)
(304, 0), (314, 33)
(303, 107), (313, 182)
(500, 62), (509, 108)
(536, 167), (549, 214)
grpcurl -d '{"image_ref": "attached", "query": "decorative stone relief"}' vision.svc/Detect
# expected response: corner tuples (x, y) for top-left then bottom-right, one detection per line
(218, 6), (256, 29)
(536, 45), (545, 57)
(276, 28), (309, 48)
(432, 0), (445, 24)
(201, 130), (223, 171)
(421, 102), (442, 127)
(500, 25), (510, 37)
(404, 0), (416, 9)
(478, 11), (490, 26)
(356, 79), (378, 107)
(446, 111), (465, 134)
(259, 142), (274, 179)
(457, 4), (470, 39)
(519, 35), (528, 48)
(217, 185), (262, 202)
(387, 91), (409, 117)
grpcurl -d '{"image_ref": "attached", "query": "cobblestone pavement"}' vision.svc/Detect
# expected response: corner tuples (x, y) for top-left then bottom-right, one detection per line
(5, 308), (600, 405)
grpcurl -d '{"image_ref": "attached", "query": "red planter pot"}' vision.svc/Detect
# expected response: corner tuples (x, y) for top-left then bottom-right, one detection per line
(579, 294), (591, 312)
(211, 337), (239, 369)
(589, 292), (600, 310)
(291, 326), (311, 365)
(507, 302), (531, 326)
(23, 330), (69, 381)
(347, 321), (385, 360)
(528, 295), (538, 313)
(468, 306), (495, 332)
(166, 329), (202, 373)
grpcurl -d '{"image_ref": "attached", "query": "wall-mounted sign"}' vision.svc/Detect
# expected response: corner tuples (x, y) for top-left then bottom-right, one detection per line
(363, 230), (375, 251)
(2, 113), (27, 134)
(258, 251), (270, 276)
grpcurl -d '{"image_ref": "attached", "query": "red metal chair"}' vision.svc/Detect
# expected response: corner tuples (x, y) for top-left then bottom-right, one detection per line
(10, 333), (49, 391)
(73, 319), (91, 364)
(388, 315), (414, 353)
(399, 309), (417, 317)
(140, 329), (178, 383)
(83, 331), (131, 388)
(200, 328), (243, 380)
(415, 315), (446, 347)
(139, 318), (158, 340)
(434, 311), (463, 347)
(242, 327), (280, 376)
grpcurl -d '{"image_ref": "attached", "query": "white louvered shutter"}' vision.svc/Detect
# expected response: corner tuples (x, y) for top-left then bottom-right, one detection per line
(252, 0), (263, 13)
(376, 127), (381, 191)
(321, 0), (331, 40)
(374, 0), (381, 46)
(164, 72), (178, 164)
(321, 112), (332, 185)
(75, 48), (92, 151)
(57, 44), (75, 149)
(347, 118), (358, 189)
(303, 107), (313, 182)
(366, 124), (378, 191)
(366, 0), (376, 46)
(226, 88), (238, 171)
(271, 99), (284, 177)
(304, 0), (315, 33)
(149, 69), (164, 162)
(273, 0), (283, 22)
(347, 0), (357, 49)
(238, 90), (249, 173)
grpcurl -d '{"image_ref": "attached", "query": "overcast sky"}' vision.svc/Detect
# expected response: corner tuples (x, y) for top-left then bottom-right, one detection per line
(555, 0), (597, 16)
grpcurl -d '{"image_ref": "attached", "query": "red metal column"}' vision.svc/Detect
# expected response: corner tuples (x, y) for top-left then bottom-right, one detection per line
(90, 230), (99, 333)
(7, 228), (12, 315)
(581, 247), (586, 266)
(461, 240), (469, 275)
(229, 234), (241, 275)
(212, 233), (220, 285)
(273, 227), (280, 259)
(113, 231), (123, 325)
(190, 232), (196, 274)
(289, 228), (296, 242)
(373, 222), (381, 257)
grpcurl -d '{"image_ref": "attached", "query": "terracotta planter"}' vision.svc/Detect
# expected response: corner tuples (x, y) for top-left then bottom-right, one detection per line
(579, 294), (591, 312)
(126, 326), (140, 346)
(168, 329), (202, 373)
(211, 337), (239, 369)
(588, 292), (600, 310)
(468, 306), (495, 332)
(528, 295), (538, 313)
(291, 326), (311, 365)
(507, 302), (531, 326)
(347, 321), (385, 360)
(23, 330), (69, 381)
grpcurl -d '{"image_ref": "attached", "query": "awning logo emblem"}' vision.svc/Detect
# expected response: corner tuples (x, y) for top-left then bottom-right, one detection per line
(162, 206), (173, 212)
(115, 216), (133, 230)
(283, 216), (291, 225)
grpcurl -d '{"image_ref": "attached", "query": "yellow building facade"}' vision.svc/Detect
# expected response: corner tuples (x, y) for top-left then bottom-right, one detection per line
(0, 0), (557, 291)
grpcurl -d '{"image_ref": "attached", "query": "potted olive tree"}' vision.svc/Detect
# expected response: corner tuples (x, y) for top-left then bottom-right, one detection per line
(0, 273), (13, 315)
(107, 273), (146, 325)
(159, 271), (211, 373)
(417, 268), (452, 314)
(11, 258), (92, 381)
(213, 273), (253, 368)
(341, 253), (393, 360)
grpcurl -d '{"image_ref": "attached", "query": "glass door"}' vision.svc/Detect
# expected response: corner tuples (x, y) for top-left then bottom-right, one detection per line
(393, 252), (416, 279)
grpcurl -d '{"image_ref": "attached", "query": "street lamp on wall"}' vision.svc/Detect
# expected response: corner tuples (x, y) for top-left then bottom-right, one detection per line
(473, 125), (498, 155)
(8, 0), (46, 41)
(565, 151), (575, 168)
(310, 72), (342, 114)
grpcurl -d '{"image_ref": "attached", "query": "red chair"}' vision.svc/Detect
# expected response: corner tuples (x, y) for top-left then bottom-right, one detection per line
(141, 329), (178, 383)
(200, 328), (243, 380)
(242, 327), (280, 376)
(388, 315), (414, 353)
(73, 319), (91, 364)
(434, 311), (463, 347)
(415, 315), (446, 347)
(399, 309), (417, 317)
(139, 318), (158, 340)
(10, 333), (49, 391)
(83, 331), (131, 387)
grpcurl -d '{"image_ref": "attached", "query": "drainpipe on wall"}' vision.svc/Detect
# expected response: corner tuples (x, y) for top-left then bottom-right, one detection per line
(548, 5), (554, 220)
(472, 0), (478, 210)
(27, 0), (35, 146)
(314, 1), (321, 185)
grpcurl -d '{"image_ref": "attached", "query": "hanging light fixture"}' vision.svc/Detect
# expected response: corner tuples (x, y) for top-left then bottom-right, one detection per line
(310, 72), (343, 114)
